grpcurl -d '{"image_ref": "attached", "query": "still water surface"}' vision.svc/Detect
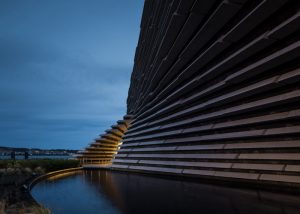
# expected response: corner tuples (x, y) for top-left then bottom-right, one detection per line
(31, 170), (300, 214)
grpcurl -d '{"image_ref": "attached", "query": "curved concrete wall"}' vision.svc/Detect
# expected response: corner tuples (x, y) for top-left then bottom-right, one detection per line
(111, 0), (300, 188)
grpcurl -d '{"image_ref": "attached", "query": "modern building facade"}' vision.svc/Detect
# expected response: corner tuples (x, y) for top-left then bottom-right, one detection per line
(80, 0), (300, 188)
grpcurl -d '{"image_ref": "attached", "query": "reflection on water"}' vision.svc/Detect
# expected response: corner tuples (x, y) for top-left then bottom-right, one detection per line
(32, 170), (300, 214)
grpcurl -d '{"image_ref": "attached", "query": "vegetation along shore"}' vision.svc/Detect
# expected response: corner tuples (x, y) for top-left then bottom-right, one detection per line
(0, 159), (79, 213)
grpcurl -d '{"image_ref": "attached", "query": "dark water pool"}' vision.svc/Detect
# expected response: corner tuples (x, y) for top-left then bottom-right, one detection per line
(31, 170), (300, 214)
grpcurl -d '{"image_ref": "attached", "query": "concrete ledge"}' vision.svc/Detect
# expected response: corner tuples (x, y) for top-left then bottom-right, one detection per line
(28, 167), (82, 190)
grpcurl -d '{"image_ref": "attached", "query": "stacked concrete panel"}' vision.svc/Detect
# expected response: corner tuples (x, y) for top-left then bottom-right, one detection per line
(78, 115), (132, 167)
(111, 0), (300, 188)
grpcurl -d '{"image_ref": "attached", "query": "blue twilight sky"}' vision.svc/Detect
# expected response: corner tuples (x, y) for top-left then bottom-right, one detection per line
(0, 0), (143, 149)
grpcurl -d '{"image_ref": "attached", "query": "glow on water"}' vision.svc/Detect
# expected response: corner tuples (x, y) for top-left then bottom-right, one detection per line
(31, 170), (300, 214)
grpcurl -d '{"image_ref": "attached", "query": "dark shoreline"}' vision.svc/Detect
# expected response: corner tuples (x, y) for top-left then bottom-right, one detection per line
(0, 177), (39, 213)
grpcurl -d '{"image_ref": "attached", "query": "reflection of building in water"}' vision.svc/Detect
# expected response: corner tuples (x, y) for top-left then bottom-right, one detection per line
(83, 170), (300, 214)
(83, 170), (127, 212)
(81, 0), (300, 189)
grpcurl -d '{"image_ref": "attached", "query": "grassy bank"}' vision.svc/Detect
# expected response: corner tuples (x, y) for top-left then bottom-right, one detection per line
(0, 159), (79, 185)
(0, 159), (80, 213)
(0, 159), (80, 173)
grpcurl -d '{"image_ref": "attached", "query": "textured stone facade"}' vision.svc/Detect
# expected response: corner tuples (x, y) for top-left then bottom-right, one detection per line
(110, 0), (300, 188)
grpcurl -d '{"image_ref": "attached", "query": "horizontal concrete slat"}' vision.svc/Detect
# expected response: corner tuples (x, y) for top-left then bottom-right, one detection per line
(138, 160), (232, 169)
(128, 165), (183, 174)
(259, 174), (300, 184)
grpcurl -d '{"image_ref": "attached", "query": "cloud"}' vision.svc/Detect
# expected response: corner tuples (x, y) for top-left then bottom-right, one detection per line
(0, 37), (58, 69)
(0, 0), (143, 149)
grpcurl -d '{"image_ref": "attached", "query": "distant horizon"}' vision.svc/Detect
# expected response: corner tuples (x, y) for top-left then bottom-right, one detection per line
(0, 145), (79, 151)
(0, 0), (143, 150)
